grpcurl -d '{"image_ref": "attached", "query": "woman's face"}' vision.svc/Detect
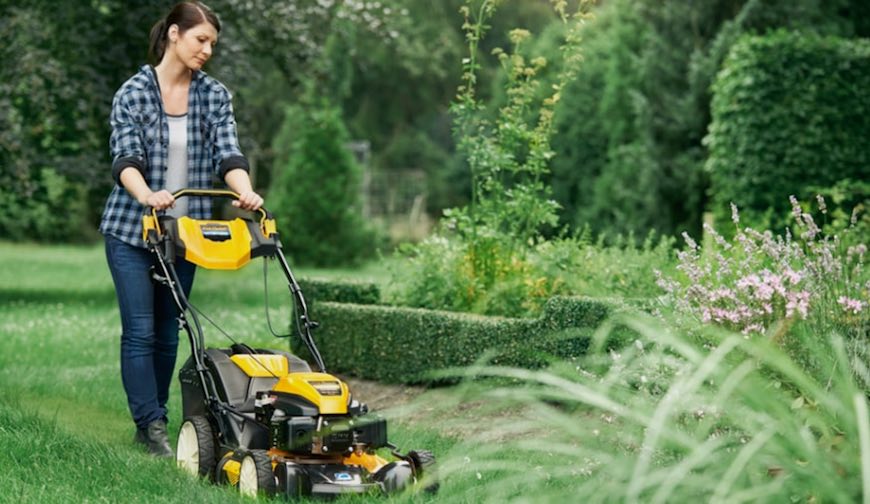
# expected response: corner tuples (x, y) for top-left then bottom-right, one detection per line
(168, 21), (218, 71)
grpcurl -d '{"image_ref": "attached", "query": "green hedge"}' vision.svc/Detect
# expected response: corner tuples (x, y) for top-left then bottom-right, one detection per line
(294, 296), (632, 384)
(706, 30), (870, 231)
(297, 278), (380, 306)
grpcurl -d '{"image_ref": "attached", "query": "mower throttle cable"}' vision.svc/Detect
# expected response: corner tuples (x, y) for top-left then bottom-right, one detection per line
(183, 295), (281, 381)
(263, 257), (292, 338)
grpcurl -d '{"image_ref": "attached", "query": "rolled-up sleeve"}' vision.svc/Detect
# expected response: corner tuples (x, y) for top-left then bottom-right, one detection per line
(211, 88), (249, 179)
(109, 91), (146, 186)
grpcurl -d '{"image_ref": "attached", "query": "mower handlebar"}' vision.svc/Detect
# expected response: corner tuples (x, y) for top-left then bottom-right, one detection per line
(144, 188), (275, 245)
(157, 188), (272, 220)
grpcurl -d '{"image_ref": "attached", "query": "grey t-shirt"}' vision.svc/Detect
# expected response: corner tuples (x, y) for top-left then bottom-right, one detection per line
(165, 113), (189, 218)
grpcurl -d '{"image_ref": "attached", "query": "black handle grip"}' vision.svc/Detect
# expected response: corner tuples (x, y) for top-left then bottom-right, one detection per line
(165, 189), (271, 219)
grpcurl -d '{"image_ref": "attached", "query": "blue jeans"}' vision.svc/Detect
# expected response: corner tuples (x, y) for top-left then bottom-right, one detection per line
(105, 235), (196, 429)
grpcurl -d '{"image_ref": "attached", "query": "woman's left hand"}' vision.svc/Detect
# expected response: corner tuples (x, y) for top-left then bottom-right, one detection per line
(232, 190), (264, 211)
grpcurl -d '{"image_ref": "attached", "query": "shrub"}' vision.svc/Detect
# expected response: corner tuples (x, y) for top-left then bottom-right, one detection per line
(295, 296), (629, 384)
(532, 231), (677, 301)
(657, 197), (868, 338)
(395, 1), (593, 320)
(268, 95), (379, 267)
(393, 234), (566, 318)
(393, 231), (675, 318)
(297, 278), (380, 306)
(0, 167), (92, 242)
(706, 30), (870, 232)
(807, 179), (870, 250)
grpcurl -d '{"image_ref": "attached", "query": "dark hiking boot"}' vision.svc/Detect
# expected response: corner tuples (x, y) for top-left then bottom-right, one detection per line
(145, 419), (173, 458)
(133, 427), (147, 446)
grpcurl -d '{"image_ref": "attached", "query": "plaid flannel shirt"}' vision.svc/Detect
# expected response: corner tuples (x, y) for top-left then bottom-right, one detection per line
(99, 65), (248, 247)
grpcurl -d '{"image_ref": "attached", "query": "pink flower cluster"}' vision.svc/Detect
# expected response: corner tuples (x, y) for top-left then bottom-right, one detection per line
(657, 196), (867, 336)
(838, 296), (866, 315)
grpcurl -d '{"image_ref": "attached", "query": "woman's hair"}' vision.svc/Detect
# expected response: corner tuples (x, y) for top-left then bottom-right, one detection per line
(148, 2), (221, 64)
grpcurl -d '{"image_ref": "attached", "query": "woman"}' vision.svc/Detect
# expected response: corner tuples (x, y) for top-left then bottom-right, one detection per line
(100, 1), (262, 457)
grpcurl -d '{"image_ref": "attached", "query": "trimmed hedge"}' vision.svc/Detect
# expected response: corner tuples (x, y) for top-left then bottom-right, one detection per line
(297, 278), (380, 306)
(294, 296), (632, 384)
(706, 30), (870, 231)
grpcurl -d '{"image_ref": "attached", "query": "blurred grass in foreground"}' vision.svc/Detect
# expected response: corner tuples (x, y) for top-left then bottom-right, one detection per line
(427, 314), (870, 503)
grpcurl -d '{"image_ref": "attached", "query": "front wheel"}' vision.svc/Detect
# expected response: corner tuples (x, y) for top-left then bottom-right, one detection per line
(176, 416), (216, 479)
(238, 449), (276, 498)
(408, 449), (439, 494)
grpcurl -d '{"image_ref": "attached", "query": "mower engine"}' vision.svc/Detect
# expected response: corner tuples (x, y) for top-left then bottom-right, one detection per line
(256, 392), (388, 456)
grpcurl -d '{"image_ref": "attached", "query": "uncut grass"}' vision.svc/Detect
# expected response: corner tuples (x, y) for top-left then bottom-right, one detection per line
(426, 315), (868, 503)
(0, 401), (245, 504)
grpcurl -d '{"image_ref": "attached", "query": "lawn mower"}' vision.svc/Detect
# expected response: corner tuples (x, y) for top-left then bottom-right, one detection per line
(142, 189), (437, 498)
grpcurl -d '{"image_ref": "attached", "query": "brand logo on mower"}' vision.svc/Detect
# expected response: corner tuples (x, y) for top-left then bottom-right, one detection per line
(308, 380), (342, 396)
(200, 223), (232, 242)
(334, 472), (353, 481)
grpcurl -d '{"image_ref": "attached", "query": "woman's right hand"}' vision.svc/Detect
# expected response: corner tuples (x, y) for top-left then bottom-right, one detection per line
(141, 189), (175, 210)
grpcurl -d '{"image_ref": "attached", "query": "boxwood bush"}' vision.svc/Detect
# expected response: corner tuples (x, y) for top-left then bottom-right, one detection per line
(297, 278), (380, 306)
(706, 30), (870, 232)
(295, 296), (633, 384)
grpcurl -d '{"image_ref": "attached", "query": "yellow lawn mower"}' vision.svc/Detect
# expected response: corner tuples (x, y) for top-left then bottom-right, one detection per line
(143, 189), (437, 498)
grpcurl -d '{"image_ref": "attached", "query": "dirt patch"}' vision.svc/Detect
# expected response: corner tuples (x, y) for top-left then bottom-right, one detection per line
(340, 376), (537, 442)
(340, 376), (425, 411)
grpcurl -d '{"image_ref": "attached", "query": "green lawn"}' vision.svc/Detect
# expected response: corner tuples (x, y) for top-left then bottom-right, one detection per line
(0, 242), (457, 503)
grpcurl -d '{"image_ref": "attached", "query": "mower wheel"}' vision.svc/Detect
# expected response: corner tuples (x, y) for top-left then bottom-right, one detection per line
(238, 449), (276, 498)
(214, 453), (235, 486)
(176, 416), (216, 479)
(408, 450), (439, 493)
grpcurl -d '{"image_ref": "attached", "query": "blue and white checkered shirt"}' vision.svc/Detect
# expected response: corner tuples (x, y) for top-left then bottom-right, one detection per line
(99, 65), (249, 248)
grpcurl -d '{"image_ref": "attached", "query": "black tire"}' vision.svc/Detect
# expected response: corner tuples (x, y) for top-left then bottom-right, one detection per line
(408, 450), (439, 494)
(238, 449), (276, 498)
(373, 461), (414, 493)
(176, 416), (217, 479)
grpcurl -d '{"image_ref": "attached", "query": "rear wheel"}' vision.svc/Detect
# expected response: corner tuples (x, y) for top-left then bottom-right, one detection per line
(176, 416), (216, 479)
(238, 449), (276, 498)
(408, 450), (439, 493)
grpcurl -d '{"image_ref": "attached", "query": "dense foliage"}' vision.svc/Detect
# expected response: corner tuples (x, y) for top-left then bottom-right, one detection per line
(4, 0), (869, 248)
(706, 31), (870, 232)
(0, 2), (153, 241)
(546, 0), (870, 239)
(268, 97), (378, 266)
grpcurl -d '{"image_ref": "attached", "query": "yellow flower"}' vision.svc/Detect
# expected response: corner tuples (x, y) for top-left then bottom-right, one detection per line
(509, 28), (531, 45)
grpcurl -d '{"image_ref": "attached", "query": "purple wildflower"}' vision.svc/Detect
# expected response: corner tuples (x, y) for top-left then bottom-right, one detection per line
(838, 296), (865, 315)
(816, 194), (827, 214)
(789, 195), (802, 222)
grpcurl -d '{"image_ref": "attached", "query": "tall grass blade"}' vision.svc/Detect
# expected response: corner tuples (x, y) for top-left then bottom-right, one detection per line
(855, 392), (870, 504)
(626, 336), (741, 501)
(710, 426), (776, 503)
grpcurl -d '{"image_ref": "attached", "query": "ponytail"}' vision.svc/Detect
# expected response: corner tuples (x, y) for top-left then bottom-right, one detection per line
(148, 18), (168, 64)
(146, 3), (221, 65)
